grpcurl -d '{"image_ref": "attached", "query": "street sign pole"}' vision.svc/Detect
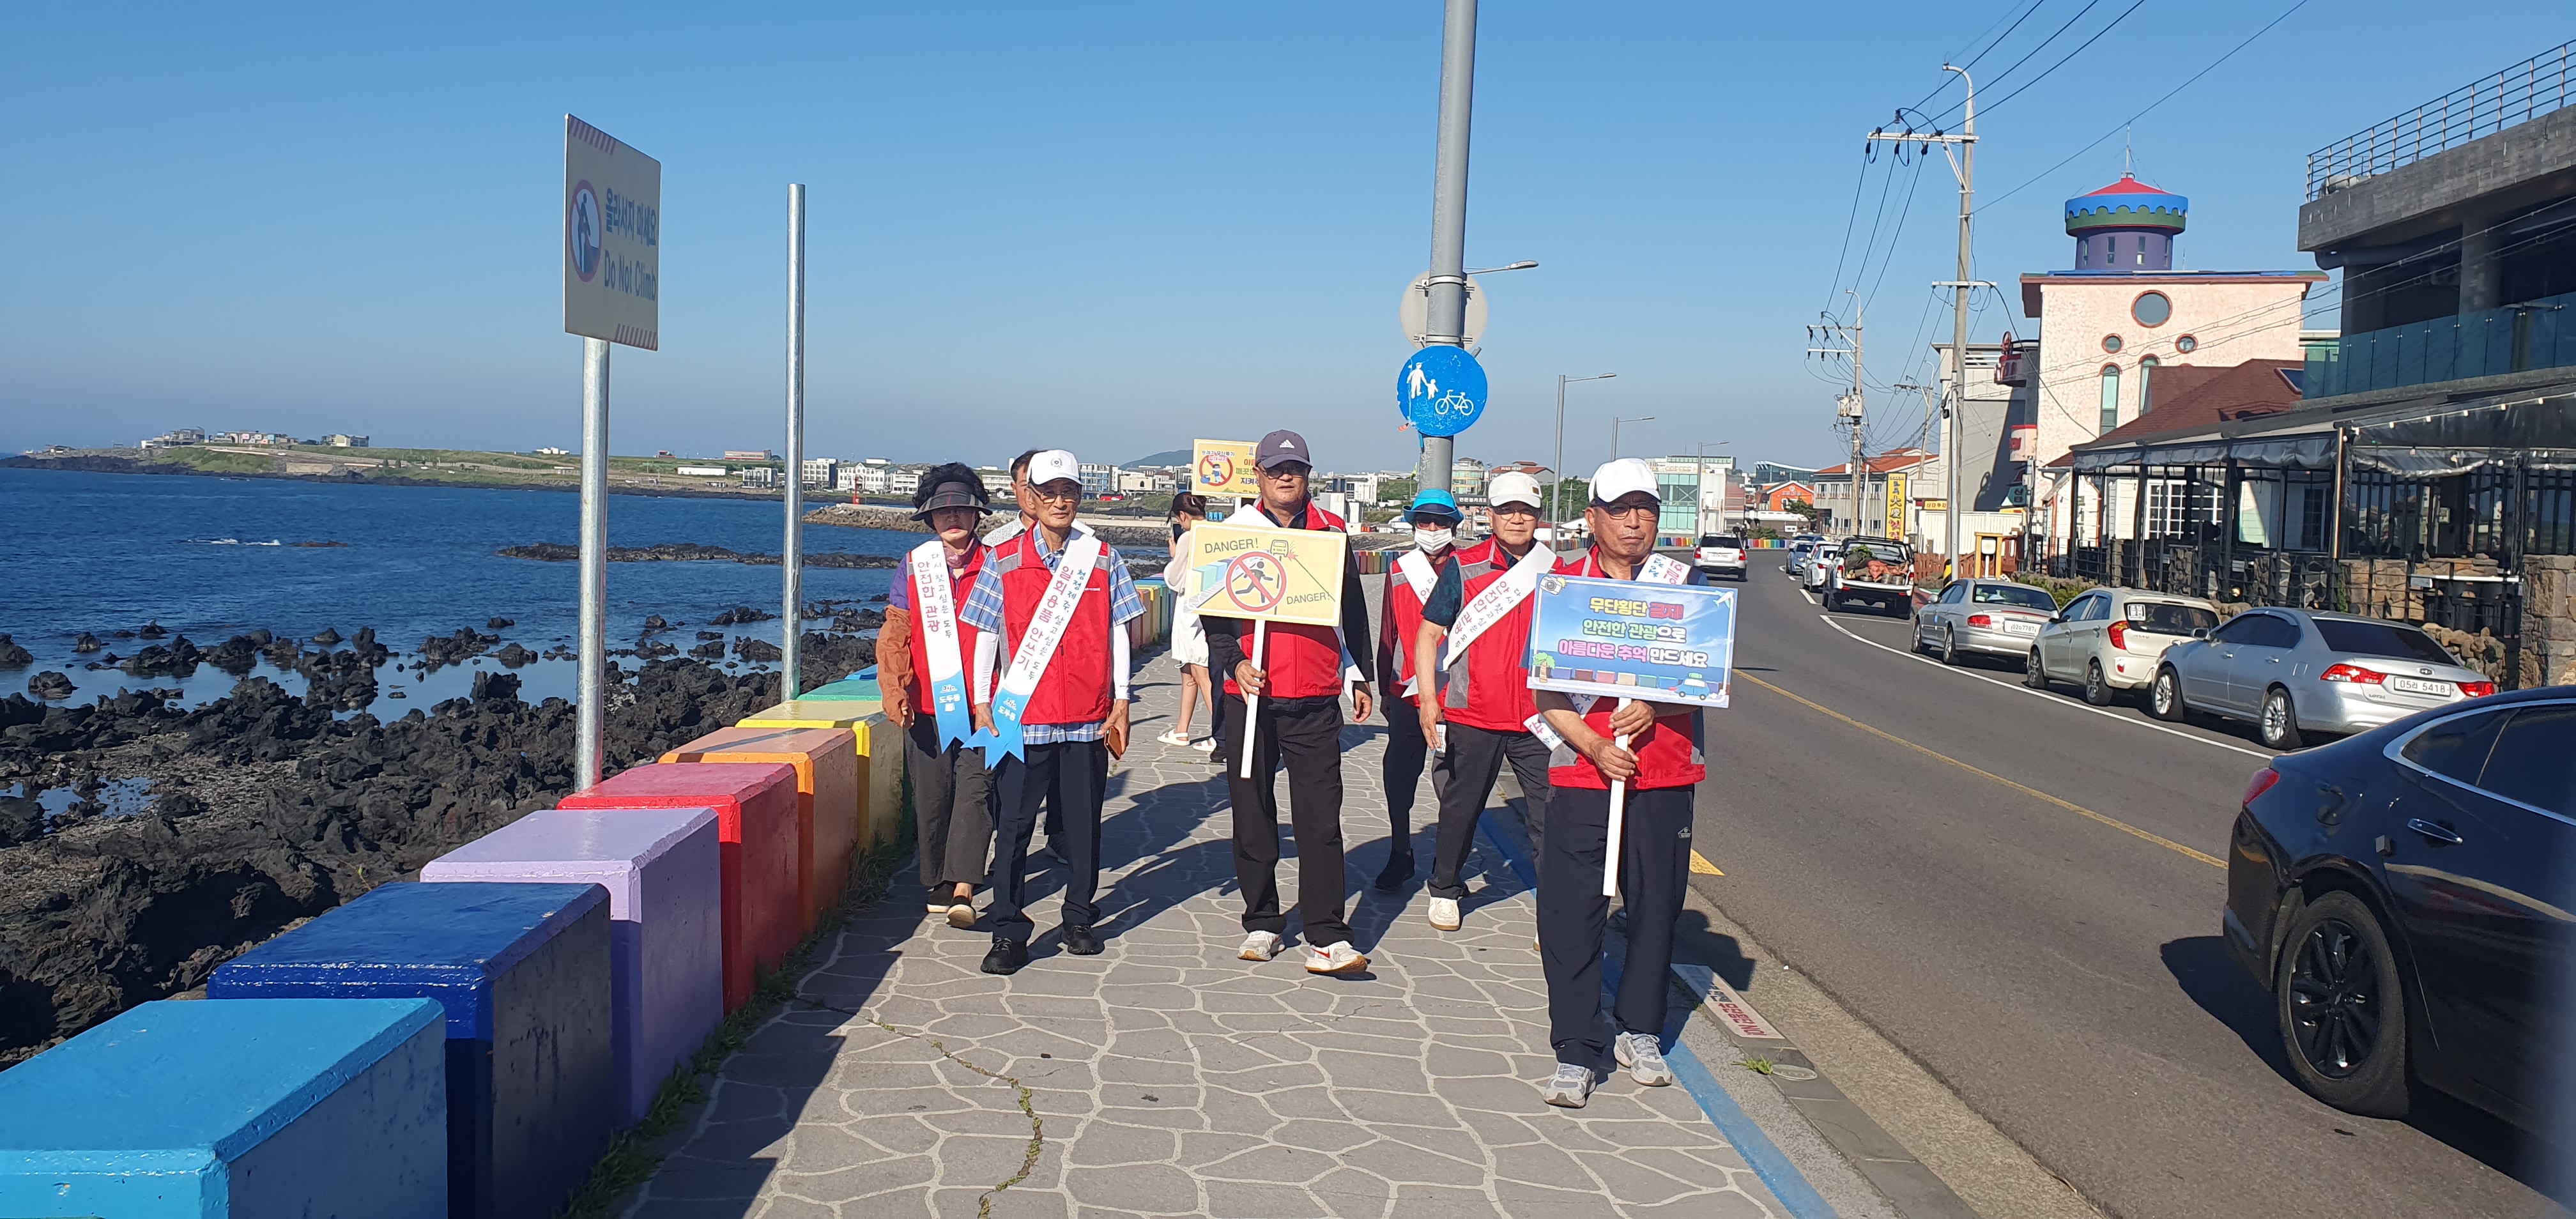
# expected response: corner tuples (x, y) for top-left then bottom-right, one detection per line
(782, 184), (807, 697)
(562, 115), (661, 791)
(1419, 0), (1477, 496)
(576, 339), (610, 790)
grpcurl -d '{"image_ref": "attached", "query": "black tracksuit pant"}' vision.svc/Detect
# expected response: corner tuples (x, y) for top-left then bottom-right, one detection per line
(1537, 785), (1694, 1068)
(988, 739), (1108, 943)
(903, 716), (993, 891)
(1223, 692), (1353, 948)
(1427, 722), (1551, 900)
(1380, 698), (1430, 857)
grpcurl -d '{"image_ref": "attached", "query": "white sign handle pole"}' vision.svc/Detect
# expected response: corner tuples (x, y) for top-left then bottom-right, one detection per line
(1238, 620), (1268, 781)
(574, 338), (611, 791)
(780, 184), (807, 696)
(1601, 698), (1634, 898)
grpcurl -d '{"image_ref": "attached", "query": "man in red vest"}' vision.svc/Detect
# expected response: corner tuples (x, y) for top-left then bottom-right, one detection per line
(963, 450), (1143, 976)
(1372, 487), (1463, 891)
(1203, 429), (1377, 974)
(1413, 470), (1554, 933)
(1533, 459), (1702, 1108)
(875, 463), (997, 930)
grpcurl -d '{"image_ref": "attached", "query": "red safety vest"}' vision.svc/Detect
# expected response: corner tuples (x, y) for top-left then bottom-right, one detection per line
(992, 529), (1114, 726)
(1377, 548), (1452, 709)
(1223, 502), (1353, 700)
(1545, 548), (1706, 792)
(901, 543), (988, 717)
(1436, 537), (1544, 732)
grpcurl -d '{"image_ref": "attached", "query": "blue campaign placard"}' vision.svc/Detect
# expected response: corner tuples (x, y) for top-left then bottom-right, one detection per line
(1525, 574), (1738, 708)
(1397, 346), (1488, 437)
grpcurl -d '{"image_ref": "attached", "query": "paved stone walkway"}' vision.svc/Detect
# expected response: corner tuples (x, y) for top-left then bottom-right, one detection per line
(623, 650), (1788, 1218)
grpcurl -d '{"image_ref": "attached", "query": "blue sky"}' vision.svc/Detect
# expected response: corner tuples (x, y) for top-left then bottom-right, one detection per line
(0, 3), (2552, 472)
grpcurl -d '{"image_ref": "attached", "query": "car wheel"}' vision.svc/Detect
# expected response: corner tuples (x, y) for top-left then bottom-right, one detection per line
(2023, 649), (2048, 689)
(2149, 666), (2186, 721)
(2259, 687), (2305, 750)
(1910, 617), (1929, 654)
(1938, 627), (1960, 666)
(2275, 891), (2411, 1118)
(2083, 659), (2116, 707)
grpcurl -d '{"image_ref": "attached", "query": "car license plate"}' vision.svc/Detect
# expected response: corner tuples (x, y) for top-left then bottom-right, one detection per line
(2004, 620), (2039, 637)
(2388, 675), (2452, 696)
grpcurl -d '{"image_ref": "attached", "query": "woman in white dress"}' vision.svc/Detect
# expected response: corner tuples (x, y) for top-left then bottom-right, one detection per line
(1159, 493), (1217, 753)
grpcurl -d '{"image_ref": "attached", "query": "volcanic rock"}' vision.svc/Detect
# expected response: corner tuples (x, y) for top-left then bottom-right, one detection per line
(734, 638), (784, 663)
(695, 630), (723, 641)
(418, 628), (500, 670)
(0, 637), (30, 669)
(493, 643), (537, 668)
(486, 617), (513, 630)
(310, 627), (343, 647)
(137, 622), (167, 640)
(25, 672), (73, 701)
(468, 671), (521, 703)
(688, 641), (725, 660)
(641, 615), (671, 632)
(72, 633), (102, 654)
(710, 606), (775, 625)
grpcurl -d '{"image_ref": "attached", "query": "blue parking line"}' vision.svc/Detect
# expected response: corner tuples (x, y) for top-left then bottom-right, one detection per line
(1477, 813), (1839, 1219)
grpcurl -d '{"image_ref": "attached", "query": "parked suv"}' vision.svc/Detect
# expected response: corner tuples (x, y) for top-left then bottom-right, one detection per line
(1694, 535), (1748, 581)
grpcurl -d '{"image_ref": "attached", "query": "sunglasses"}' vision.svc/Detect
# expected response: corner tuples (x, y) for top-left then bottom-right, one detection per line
(1595, 502), (1658, 520)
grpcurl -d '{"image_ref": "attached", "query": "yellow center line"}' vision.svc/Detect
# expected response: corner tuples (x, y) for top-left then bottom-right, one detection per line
(1734, 671), (2226, 870)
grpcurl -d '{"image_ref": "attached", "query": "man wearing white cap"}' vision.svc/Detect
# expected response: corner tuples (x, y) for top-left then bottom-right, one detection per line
(963, 449), (1143, 976)
(1411, 470), (1556, 933)
(1532, 457), (1704, 1108)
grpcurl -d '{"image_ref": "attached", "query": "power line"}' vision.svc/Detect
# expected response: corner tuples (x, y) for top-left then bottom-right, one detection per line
(1911, 0), (2052, 114)
(1920, 0), (2106, 128)
(1977, 0), (2312, 214)
(1972, 0), (2150, 121)
(1818, 147), (1876, 314)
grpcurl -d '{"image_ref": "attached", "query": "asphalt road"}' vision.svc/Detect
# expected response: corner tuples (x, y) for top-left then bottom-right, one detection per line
(1690, 567), (2563, 1219)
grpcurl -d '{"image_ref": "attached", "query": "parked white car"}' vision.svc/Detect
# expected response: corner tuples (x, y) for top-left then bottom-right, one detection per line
(2025, 588), (2221, 705)
(1800, 544), (1841, 592)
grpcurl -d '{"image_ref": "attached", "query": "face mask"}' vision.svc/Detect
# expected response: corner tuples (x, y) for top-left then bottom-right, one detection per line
(1414, 526), (1454, 552)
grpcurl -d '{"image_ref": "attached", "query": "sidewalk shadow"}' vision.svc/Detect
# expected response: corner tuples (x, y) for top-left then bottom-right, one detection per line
(1668, 908), (1761, 993)
(2159, 935), (2559, 1202)
(632, 891), (923, 1216)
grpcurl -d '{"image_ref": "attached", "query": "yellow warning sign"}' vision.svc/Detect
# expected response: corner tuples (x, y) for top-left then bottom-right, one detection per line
(1190, 439), (1261, 499)
(1180, 521), (1347, 627)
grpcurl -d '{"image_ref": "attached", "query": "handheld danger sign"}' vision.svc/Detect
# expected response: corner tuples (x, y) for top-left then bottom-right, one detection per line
(1191, 439), (1261, 499)
(1184, 520), (1349, 778)
(1179, 523), (1348, 627)
(563, 116), (662, 350)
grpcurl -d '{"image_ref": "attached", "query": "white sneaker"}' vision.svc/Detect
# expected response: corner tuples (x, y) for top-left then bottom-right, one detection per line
(1614, 1032), (1675, 1087)
(1305, 941), (1369, 974)
(1427, 897), (1462, 931)
(1237, 930), (1282, 962)
(1540, 1062), (1598, 1108)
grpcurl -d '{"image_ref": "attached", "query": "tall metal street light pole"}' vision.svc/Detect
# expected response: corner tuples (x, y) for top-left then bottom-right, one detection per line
(1418, 0), (1478, 496)
(1612, 415), (1655, 461)
(781, 184), (808, 697)
(1552, 372), (1616, 530)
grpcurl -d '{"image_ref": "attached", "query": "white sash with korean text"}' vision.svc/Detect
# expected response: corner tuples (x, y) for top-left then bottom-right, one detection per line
(1441, 546), (1552, 660)
(982, 534), (1105, 762)
(908, 540), (976, 749)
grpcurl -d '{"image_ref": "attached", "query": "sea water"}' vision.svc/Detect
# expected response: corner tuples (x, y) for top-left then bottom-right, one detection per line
(0, 466), (914, 709)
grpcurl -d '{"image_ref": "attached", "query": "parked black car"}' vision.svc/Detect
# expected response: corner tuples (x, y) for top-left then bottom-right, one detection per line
(2225, 686), (2574, 1129)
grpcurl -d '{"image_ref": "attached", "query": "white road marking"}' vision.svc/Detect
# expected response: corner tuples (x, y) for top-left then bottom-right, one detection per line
(1811, 611), (2272, 760)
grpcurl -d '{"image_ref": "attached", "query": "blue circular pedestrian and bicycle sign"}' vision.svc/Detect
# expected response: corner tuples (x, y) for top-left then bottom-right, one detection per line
(1397, 346), (1488, 437)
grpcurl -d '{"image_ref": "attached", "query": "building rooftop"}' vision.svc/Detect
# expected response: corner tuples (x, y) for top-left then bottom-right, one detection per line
(2045, 358), (2303, 467)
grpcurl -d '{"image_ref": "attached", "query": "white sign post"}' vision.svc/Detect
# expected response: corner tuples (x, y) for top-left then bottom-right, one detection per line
(563, 115), (662, 790)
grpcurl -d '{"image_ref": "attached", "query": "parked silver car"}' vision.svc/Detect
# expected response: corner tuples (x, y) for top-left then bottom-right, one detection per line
(2149, 609), (2497, 749)
(1784, 540), (1816, 578)
(2026, 587), (2221, 705)
(1912, 579), (2060, 664)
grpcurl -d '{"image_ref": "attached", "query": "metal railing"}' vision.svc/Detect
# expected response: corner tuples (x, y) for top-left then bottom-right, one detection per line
(2306, 42), (2575, 201)
(2303, 288), (2576, 397)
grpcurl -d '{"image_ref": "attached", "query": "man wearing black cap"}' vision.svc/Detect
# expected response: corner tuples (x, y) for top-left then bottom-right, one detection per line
(1204, 429), (1379, 974)
(1372, 487), (1464, 891)
(876, 463), (998, 928)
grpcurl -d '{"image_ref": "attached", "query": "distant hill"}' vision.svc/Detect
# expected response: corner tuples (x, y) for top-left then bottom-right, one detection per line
(1127, 448), (1192, 468)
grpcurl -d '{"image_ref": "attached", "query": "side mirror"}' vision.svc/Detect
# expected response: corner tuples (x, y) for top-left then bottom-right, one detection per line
(2191, 627), (2210, 640)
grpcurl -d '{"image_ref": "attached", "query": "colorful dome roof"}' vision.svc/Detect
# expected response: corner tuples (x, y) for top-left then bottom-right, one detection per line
(2065, 174), (2186, 236)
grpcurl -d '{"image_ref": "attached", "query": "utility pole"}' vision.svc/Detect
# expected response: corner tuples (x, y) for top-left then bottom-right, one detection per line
(1418, 0), (1477, 496)
(1894, 379), (1942, 543)
(1868, 65), (1985, 578)
(1807, 295), (1864, 535)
